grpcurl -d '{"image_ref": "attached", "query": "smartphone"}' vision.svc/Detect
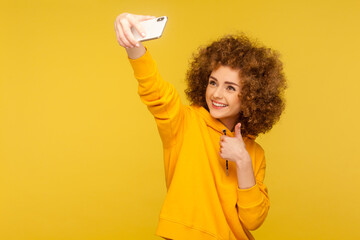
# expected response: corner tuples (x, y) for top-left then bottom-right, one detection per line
(131, 16), (168, 42)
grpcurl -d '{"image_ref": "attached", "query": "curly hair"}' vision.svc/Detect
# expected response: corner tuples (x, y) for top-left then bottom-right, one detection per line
(185, 34), (287, 137)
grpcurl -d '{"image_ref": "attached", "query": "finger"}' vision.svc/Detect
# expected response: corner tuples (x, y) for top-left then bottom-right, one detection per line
(114, 22), (120, 44)
(234, 122), (243, 140)
(117, 37), (126, 48)
(115, 19), (128, 46)
(221, 135), (229, 142)
(118, 19), (135, 48)
(128, 15), (152, 38)
(123, 23), (140, 47)
(135, 15), (156, 22)
(133, 14), (157, 33)
(114, 22), (126, 47)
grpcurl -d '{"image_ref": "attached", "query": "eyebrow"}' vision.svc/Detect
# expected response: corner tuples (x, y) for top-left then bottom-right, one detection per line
(209, 76), (240, 87)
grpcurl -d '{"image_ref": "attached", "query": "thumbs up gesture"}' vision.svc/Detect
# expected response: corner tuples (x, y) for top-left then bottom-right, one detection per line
(219, 123), (251, 164)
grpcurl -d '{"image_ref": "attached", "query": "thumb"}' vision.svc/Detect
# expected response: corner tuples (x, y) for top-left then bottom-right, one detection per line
(135, 15), (156, 22)
(235, 123), (242, 139)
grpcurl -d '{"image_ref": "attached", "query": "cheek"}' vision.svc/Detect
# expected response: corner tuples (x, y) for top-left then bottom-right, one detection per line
(231, 95), (242, 110)
(205, 87), (211, 108)
(205, 86), (211, 99)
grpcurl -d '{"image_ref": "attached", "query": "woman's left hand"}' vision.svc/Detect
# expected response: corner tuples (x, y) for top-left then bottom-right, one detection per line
(220, 123), (256, 189)
(219, 123), (251, 164)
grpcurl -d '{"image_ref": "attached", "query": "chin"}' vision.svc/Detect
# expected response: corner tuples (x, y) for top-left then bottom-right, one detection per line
(209, 109), (224, 119)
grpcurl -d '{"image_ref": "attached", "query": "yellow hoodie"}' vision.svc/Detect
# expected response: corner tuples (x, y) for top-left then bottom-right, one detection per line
(129, 49), (269, 240)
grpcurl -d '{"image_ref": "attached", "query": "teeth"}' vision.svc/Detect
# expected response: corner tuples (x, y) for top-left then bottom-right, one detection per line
(213, 101), (227, 107)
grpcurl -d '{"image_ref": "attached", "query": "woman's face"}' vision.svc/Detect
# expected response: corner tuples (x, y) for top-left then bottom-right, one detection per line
(205, 65), (242, 130)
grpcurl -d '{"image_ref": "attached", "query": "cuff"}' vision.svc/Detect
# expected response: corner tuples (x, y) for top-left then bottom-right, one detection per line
(237, 183), (263, 208)
(128, 47), (156, 79)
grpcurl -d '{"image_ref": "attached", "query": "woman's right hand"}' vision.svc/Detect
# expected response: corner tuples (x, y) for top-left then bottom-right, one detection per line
(114, 13), (155, 48)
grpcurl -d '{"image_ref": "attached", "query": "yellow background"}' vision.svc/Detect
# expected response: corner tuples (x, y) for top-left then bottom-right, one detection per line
(1, 0), (360, 239)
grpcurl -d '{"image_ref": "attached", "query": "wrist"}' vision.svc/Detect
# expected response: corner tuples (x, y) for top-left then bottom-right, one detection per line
(235, 155), (256, 189)
(126, 43), (146, 59)
(235, 154), (252, 167)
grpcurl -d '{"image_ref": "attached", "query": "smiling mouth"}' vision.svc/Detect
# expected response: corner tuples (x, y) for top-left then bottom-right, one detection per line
(212, 100), (228, 108)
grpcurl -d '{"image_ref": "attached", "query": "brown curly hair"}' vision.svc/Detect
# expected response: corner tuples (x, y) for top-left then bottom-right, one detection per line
(185, 34), (287, 137)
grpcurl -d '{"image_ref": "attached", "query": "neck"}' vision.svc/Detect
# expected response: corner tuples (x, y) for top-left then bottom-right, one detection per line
(219, 118), (236, 132)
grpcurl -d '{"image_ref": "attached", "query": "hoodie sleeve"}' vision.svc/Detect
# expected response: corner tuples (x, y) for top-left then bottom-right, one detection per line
(128, 49), (184, 149)
(236, 144), (270, 231)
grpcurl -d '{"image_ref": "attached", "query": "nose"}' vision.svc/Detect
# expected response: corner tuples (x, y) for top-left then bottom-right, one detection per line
(213, 87), (223, 99)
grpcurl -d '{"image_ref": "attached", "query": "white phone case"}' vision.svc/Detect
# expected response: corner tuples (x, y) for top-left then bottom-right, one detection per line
(131, 16), (168, 42)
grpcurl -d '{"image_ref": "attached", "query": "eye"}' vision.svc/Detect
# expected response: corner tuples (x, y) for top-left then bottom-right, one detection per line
(226, 85), (236, 91)
(208, 80), (216, 86)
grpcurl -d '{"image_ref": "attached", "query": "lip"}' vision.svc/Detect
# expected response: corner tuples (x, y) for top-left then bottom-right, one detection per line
(211, 100), (228, 109)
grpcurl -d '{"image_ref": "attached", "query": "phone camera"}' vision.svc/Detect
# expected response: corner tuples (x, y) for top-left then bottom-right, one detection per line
(157, 17), (164, 22)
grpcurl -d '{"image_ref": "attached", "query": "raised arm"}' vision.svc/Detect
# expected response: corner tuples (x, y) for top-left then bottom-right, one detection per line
(114, 13), (185, 152)
(114, 13), (155, 59)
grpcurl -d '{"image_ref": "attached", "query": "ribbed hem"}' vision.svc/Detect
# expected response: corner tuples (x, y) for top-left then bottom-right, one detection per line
(156, 217), (222, 240)
(236, 184), (263, 208)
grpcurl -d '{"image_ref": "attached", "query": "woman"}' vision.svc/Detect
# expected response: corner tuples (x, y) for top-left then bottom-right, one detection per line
(114, 13), (286, 240)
